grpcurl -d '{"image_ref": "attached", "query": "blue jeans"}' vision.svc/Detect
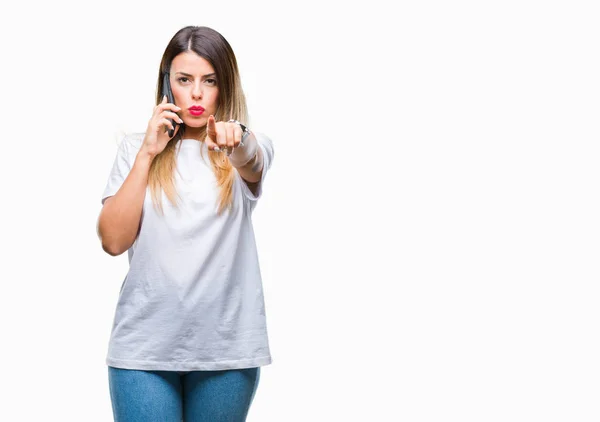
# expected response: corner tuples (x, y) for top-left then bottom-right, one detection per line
(108, 366), (260, 421)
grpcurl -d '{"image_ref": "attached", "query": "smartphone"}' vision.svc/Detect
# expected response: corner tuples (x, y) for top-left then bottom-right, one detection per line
(162, 73), (179, 138)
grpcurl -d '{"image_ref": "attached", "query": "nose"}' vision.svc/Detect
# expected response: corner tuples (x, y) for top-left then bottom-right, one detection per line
(192, 81), (203, 100)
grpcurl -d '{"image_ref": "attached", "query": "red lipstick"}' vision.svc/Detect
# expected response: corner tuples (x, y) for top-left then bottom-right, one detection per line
(189, 105), (205, 116)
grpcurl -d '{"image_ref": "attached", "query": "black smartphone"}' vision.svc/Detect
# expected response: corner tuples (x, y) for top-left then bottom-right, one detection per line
(162, 73), (179, 138)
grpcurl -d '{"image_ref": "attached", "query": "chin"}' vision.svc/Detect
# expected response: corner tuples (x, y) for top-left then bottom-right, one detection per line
(183, 120), (205, 128)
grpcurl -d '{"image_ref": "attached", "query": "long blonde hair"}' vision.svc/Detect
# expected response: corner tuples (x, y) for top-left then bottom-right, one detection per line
(149, 26), (249, 216)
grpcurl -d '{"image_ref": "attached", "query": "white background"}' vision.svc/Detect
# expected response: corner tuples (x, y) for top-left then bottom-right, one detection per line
(0, 0), (598, 421)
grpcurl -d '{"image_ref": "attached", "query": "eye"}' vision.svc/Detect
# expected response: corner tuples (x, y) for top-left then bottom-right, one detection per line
(178, 77), (189, 83)
(206, 79), (217, 85)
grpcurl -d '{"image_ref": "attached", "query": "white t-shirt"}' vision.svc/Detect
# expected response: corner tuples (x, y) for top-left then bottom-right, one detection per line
(100, 132), (274, 371)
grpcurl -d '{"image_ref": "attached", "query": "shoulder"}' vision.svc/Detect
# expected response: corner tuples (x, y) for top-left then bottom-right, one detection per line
(120, 132), (145, 152)
(108, 132), (145, 171)
(115, 132), (145, 164)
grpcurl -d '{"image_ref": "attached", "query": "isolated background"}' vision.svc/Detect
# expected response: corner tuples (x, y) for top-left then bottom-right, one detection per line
(0, 0), (598, 420)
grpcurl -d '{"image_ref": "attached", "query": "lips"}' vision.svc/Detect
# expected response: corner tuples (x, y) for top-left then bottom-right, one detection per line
(189, 105), (205, 116)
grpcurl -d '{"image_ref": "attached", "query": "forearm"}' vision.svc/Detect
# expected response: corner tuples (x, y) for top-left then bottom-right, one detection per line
(97, 149), (153, 256)
(229, 132), (263, 182)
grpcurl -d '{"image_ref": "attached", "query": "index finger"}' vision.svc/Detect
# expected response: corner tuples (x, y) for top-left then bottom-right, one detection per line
(207, 115), (217, 137)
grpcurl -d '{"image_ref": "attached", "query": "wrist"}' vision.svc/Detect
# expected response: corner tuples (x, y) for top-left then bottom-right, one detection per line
(227, 119), (251, 145)
(136, 147), (156, 165)
(228, 132), (258, 168)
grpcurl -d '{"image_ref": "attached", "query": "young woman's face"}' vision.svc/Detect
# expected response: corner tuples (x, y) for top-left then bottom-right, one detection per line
(169, 51), (219, 131)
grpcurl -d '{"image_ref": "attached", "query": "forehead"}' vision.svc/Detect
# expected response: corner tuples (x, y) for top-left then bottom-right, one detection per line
(171, 51), (215, 75)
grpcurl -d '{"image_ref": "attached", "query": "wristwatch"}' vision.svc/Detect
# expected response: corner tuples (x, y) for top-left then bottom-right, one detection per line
(227, 119), (251, 147)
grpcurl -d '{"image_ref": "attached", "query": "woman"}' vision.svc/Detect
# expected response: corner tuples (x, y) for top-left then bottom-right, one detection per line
(97, 25), (274, 421)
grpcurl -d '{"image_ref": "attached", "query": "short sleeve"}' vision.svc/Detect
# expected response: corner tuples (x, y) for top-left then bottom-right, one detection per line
(101, 135), (135, 205)
(237, 132), (274, 205)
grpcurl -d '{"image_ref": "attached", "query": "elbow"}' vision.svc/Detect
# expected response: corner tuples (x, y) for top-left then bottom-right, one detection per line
(96, 206), (137, 257)
(98, 224), (127, 256)
(99, 230), (134, 256)
(102, 241), (124, 257)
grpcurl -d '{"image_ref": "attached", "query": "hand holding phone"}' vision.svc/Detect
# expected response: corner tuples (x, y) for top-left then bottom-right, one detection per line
(140, 75), (182, 158)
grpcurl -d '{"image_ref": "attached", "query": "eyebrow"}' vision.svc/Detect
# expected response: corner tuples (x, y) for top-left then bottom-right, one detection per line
(174, 72), (216, 78)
